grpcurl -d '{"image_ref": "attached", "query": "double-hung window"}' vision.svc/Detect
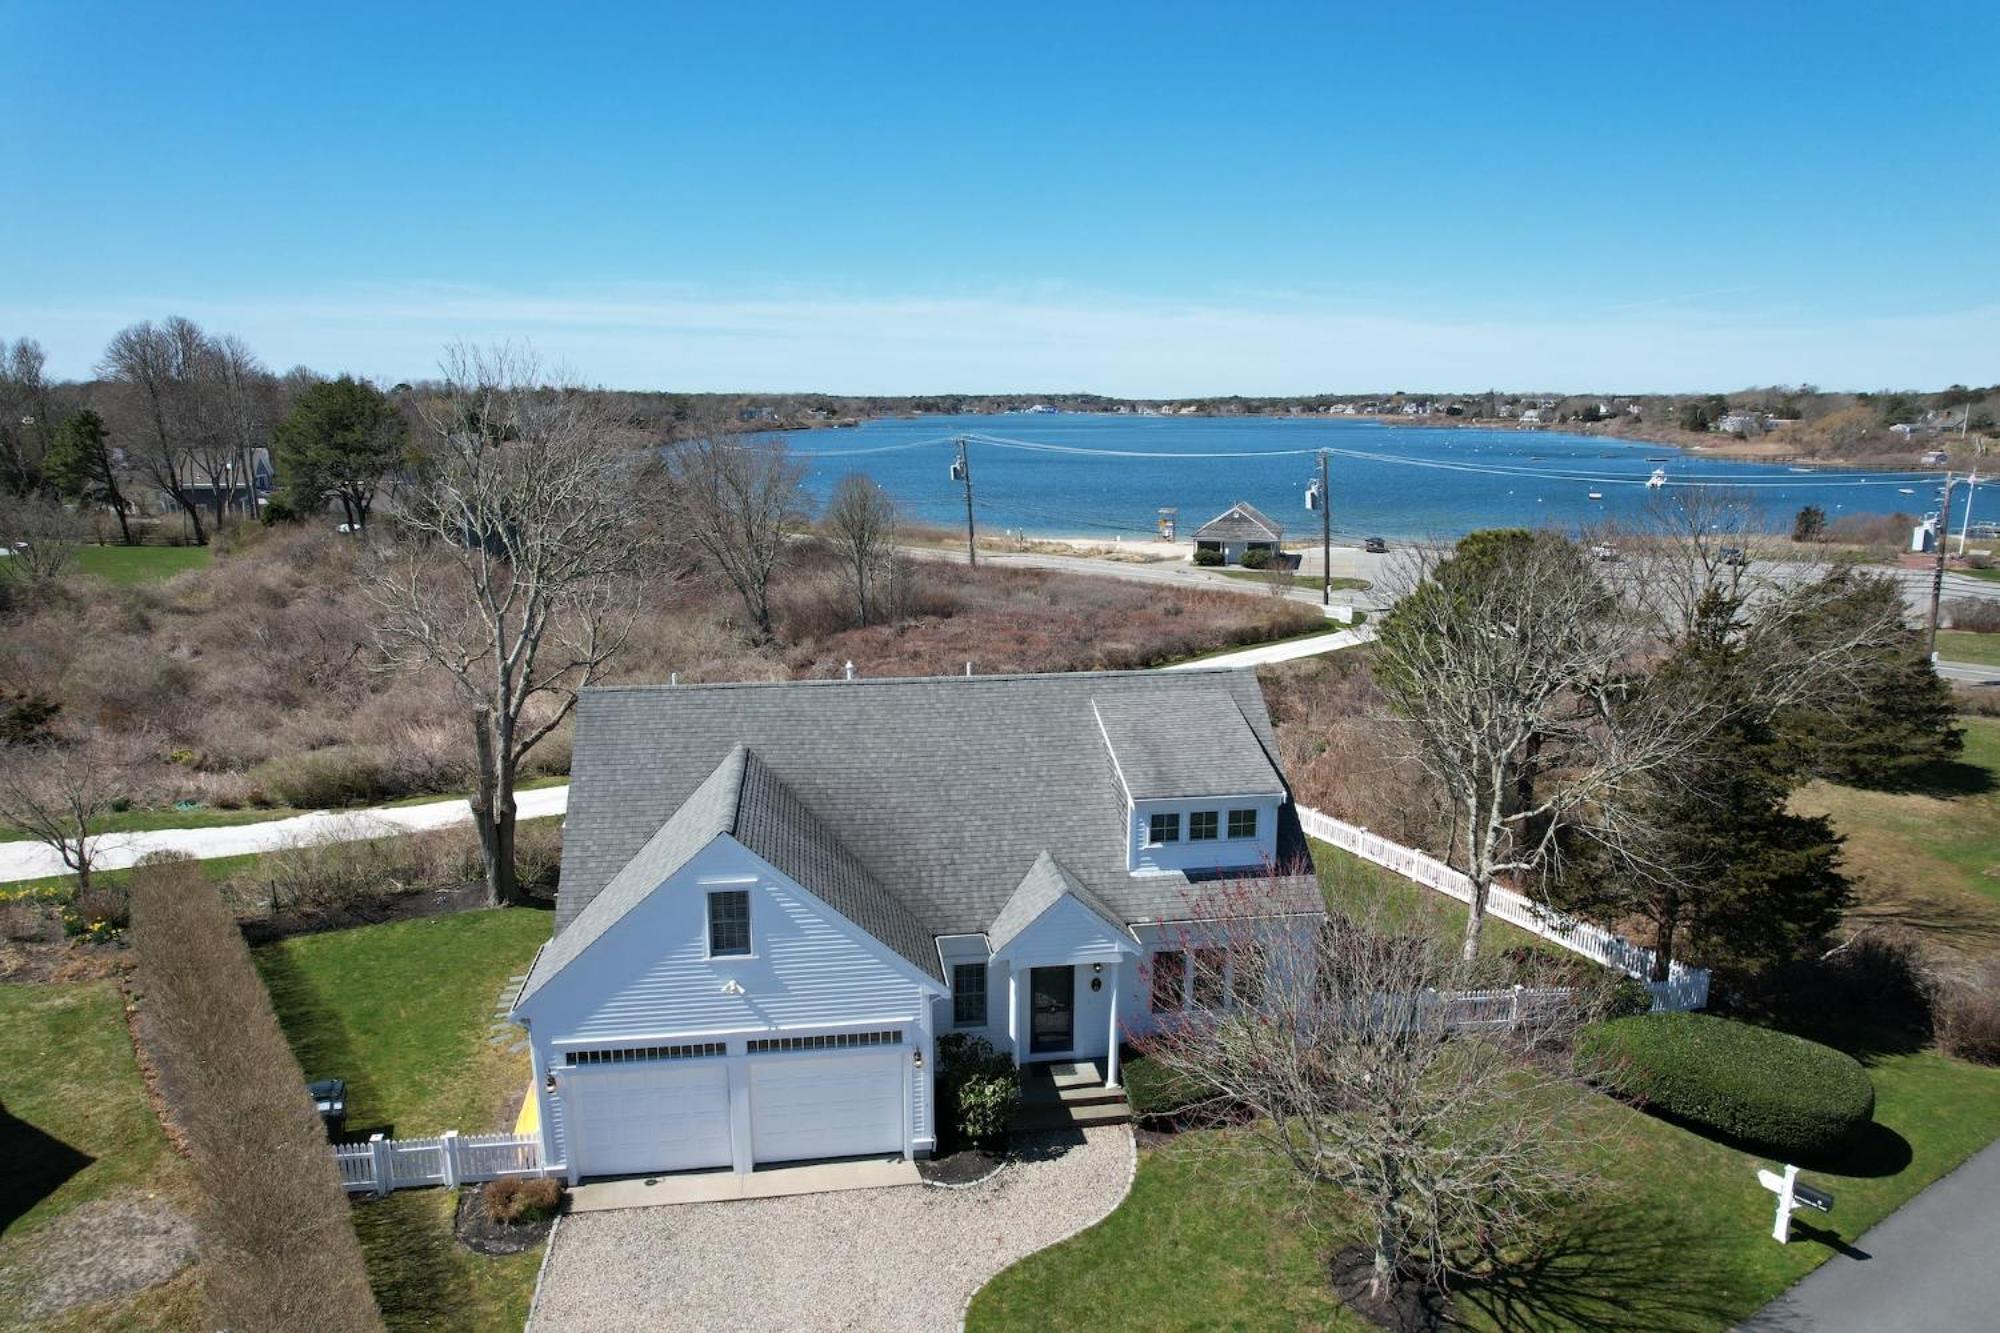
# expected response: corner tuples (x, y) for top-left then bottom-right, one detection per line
(1148, 812), (1181, 845)
(707, 889), (751, 957)
(1227, 808), (1259, 840)
(1189, 810), (1219, 841)
(953, 962), (988, 1027)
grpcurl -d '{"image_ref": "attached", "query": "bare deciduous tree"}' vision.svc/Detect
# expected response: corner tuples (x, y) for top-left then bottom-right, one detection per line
(1139, 879), (1596, 1304)
(371, 344), (651, 907)
(661, 428), (810, 640)
(0, 728), (139, 892)
(0, 336), (58, 497)
(824, 472), (898, 625)
(1372, 529), (1710, 961)
(0, 494), (87, 587)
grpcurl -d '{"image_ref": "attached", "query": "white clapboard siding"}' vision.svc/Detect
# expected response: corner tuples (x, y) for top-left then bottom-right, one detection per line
(1298, 806), (1711, 1012)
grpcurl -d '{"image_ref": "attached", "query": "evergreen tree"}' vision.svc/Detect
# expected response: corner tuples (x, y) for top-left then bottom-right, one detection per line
(1791, 504), (1827, 543)
(1555, 587), (1849, 980)
(42, 409), (132, 544)
(1775, 573), (1962, 787)
(271, 376), (406, 528)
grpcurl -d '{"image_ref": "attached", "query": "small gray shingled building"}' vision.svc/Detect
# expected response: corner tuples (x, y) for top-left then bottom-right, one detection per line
(509, 666), (1319, 1181)
(1191, 500), (1285, 565)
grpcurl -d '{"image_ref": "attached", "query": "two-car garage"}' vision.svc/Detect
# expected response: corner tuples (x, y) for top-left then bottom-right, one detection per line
(559, 1029), (912, 1179)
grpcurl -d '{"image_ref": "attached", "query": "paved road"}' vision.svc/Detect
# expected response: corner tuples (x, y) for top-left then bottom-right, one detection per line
(1935, 658), (1999, 685)
(0, 785), (572, 883)
(907, 543), (1390, 612)
(1162, 625), (1376, 670)
(1740, 1139), (2000, 1332)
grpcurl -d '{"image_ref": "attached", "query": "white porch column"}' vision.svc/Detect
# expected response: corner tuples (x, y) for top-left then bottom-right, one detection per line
(1105, 958), (1122, 1088)
(1007, 969), (1021, 1065)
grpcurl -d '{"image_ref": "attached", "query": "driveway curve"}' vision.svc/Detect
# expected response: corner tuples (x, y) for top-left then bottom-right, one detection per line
(528, 1125), (1135, 1332)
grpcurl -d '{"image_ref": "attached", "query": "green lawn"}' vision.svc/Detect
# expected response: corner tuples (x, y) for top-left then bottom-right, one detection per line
(1936, 629), (2000, 667)
(69, 545), (211, 585)
(0, 982), (196, 1330)
(1315, 840), (1554, 958)
(1793, 715), (2000, 955)
(975, 829), (2000, 1330)
(257, 908), (551, 1331)
(972, 1018), (2000, 1332)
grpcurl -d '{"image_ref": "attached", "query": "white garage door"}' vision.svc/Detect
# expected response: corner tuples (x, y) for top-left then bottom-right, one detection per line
(567, 1058), (733, 1178)
(750, 1049), (905, 1165)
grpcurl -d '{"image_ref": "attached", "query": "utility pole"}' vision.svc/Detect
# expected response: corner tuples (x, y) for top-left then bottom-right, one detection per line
(1319, 449), (1331, 606)
(1928, 472), (1959, 659)
(951, 435), (977, 567)
(1304, 449), (1331, 605)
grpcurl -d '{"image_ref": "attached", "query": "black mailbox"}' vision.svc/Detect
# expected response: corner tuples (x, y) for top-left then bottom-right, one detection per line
(1793, 1182), (1835, 1214)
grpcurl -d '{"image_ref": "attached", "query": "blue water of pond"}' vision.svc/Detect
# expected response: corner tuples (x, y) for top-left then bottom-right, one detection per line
(763, 413), (1981, 542)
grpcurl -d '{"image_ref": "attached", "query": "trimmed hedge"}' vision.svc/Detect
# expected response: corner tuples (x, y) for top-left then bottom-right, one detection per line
(1580, 1013), (1875, 1159)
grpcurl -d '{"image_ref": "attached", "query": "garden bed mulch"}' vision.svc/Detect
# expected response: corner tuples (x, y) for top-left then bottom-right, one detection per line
(239, 882), (517, 945)
(452, 1184), (559, 1256)
(917, 1143), (1007, 1187)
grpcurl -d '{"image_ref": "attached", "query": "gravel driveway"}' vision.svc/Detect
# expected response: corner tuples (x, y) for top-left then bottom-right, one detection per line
(529, 1126), (1135, 1332)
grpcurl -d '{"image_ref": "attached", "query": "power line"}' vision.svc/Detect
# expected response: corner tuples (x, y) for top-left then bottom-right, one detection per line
(965, 430), (1939, 490)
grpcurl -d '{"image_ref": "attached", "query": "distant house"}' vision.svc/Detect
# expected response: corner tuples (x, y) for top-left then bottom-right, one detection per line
(1519, 408), (1545, 425)
(140, 446), (274, 519)
(1191, 501), (1284, 566)
(1717, 411), (1764, 436)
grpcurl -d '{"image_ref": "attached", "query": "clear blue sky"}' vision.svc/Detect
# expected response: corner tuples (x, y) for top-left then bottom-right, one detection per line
(5, 1), (1996, 394)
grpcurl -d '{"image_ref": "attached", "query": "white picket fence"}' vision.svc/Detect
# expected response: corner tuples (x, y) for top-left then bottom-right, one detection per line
(335, 1129), (544, 1196)
(1298, 806), (1710, 1012)
(1429, 985), (1577, 1031)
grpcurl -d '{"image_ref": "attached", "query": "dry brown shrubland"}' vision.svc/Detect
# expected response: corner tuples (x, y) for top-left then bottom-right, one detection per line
(1257, 652), (1445, 849)
(1, 525), (1313, 811)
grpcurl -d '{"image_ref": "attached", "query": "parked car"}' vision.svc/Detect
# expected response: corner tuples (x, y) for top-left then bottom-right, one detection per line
(1363, 536), (1388, 553)
(1719, 546), (1750, 567)
(310, 1078), (348, 1138)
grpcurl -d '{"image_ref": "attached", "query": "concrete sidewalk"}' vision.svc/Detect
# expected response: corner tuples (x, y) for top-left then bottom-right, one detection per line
(567, 1158), (919, 1212)
(1740, 1139), (2000, 1332)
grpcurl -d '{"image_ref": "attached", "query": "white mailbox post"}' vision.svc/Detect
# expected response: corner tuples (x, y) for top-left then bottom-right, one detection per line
(1757, 1163), (1835, 1242)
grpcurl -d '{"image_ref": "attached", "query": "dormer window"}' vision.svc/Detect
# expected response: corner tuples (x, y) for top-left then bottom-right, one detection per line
(1147, 812), (1181, 845)
(1227, 808), (1259, 840)
(1189, 811), (1219, 841)
(707, 889), (751, 957)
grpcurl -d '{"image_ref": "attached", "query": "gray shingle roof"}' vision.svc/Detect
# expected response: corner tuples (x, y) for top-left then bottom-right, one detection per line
(989, 852), (1137, 953)
(1093, 689), (1285, 800)
(1192, 501), (1284, 542)
(520, 744), (947, 1003)
(518, 744), (746, 1004)
(731, 748), (942, 984)
(551, 667), (1320, 967)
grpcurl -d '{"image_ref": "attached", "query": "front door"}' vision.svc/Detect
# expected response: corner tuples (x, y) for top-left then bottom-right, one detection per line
(1030, 966), (1075, 1055)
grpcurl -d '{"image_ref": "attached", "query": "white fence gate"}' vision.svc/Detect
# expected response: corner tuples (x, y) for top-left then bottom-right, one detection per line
(1298, 806), (1711, 1012)
(334, 1129), (545, 1196)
